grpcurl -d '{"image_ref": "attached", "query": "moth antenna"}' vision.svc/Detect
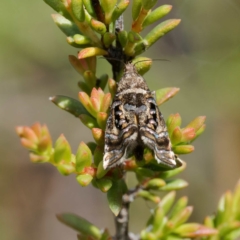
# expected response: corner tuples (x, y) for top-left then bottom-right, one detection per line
(152, 58), (170, 62)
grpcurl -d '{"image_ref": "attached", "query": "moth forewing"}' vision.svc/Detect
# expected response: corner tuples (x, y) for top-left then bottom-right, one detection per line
(103, 97), (138, 169)
(103, 63), (179, 170)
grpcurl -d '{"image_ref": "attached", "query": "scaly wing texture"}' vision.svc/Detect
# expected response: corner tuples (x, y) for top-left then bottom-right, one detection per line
(103, 63), (179, 169)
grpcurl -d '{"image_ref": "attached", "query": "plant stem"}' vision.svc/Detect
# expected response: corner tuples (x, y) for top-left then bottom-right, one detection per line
(114, 186), (142, 240)
(114, 199), (130, 240)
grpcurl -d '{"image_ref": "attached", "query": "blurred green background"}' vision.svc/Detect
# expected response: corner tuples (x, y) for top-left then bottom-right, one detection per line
(1, 0), (240, 240)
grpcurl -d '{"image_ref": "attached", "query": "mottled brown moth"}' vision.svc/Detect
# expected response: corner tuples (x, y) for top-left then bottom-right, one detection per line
(103, 63), (180, 169)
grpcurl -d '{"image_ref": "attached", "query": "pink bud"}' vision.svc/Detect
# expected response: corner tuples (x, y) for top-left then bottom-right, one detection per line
(186, 116), (206, 132)
(181, 128), (196, 142)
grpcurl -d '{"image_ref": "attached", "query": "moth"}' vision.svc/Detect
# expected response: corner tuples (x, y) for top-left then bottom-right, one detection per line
(103, 62), (180, 169)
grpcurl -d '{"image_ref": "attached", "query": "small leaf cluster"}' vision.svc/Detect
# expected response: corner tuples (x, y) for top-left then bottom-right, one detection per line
(203, 180), (240, 240)
(167, 114), (206, 155)
(141, 191), (217, 240)
(46, 179), (240, 240)
(46, 0), (180, 60)
(16, 123), (53, 163)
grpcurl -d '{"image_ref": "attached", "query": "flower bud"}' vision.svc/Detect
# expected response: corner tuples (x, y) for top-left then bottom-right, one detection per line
(181, 127), (196, 143)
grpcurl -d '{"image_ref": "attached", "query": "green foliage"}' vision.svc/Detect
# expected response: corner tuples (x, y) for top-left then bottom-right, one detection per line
(203, 180), (240, 240)
(57, 213), (102, 239)
(107, 179), (128, 216)
(141, 191), (217, 239)
(16, 0), (240, 239)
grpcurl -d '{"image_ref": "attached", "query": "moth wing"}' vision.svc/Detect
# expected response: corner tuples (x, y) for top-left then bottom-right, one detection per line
(103, 102), (138, 169)
(140, 92), (178, 168)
